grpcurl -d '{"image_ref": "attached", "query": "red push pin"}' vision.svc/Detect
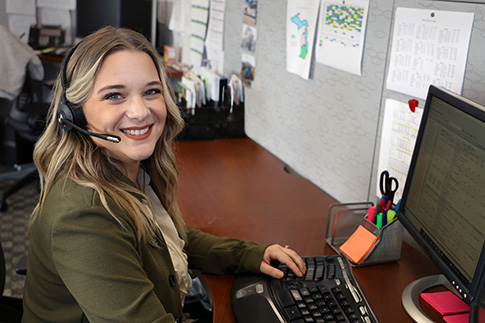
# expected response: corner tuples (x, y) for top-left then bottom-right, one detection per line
(408, 99), (418, 112)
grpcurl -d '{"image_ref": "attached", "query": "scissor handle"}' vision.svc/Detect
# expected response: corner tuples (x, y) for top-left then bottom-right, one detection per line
(387, 177), (399, 202)
(380, 170), (399, 202)
(379, 171), (390, 196)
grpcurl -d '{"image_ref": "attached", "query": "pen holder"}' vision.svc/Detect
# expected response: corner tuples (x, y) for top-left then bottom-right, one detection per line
(325, 202), (403, 267)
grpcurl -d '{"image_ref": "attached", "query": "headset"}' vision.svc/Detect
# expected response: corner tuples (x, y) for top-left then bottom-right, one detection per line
(57, 43), (121, 143)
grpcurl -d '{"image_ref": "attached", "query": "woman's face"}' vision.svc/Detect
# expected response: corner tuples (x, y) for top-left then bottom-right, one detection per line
(82, 50), (167, 171)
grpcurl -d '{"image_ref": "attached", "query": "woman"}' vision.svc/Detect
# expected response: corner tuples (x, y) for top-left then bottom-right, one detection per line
(22, 26), (305, 322)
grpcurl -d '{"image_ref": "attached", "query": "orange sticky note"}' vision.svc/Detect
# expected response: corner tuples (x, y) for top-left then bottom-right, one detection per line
(339, 225), (378, 264)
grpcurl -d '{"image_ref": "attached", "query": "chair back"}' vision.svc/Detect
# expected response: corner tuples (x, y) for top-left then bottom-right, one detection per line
(1, 240), (6, 298)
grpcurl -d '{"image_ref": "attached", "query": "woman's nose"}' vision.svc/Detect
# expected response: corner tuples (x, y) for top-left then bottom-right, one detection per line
(126, 96), (150, 120)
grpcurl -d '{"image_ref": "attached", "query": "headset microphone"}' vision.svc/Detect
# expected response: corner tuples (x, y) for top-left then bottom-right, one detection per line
(57, 42), (121, 144)
(58, 112), (121, 143)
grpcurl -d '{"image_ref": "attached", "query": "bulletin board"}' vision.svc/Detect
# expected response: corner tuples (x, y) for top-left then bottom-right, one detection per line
(370, 0), (485, 203)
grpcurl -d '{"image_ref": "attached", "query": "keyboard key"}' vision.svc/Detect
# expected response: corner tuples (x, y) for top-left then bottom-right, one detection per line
(301, 309), (310, 316)
(300, 288), (311, 297)
(296, 301), (307, 309)
(335, 313), (345, 321)
(305, 259), (315, 281)
(311, 310), (322, 317)
(322, 293), (333, 302)
(323, 313), (336, 321)
(307, 257), (315, 269)
(318, 305), (331, 314)
(349, 312), (359, 320)
(309, 286), (319, 294)
(343, 305), (353, 315)
(328, 300), (337, 308)
(307, 303), (318, 311)
(291, 289), (303, 302)
(304, 296), (313, 303)
(284, 305), (301, 321)
(336, 293), (346, 302)
(305, 269), (315, 281)
(315, 299), (327, 308)
(331, 305), (341, 315)
(315, 267), (324, 280)
(312, 293), (323, 301)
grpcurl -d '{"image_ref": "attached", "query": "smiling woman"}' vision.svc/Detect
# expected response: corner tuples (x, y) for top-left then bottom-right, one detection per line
(22, 26), (307, 323)
(82, 50), (167, 182)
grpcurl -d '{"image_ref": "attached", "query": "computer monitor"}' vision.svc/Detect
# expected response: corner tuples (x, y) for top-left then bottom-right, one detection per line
(469, 265), (485, 323)
(397, 85), (485, 321)
(76, 0), (156, 45)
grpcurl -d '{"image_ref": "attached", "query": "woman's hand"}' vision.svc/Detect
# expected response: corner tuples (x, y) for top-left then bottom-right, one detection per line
(260, 244), (306, 279)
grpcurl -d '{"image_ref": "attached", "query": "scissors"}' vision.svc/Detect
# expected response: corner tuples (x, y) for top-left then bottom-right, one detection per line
(379, 170), (399, 203)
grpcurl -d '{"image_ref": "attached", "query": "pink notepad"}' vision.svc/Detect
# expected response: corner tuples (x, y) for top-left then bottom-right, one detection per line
(420, 291), (469, 315)
(339, 225), (377, 264)
(443, 313), (469, 323)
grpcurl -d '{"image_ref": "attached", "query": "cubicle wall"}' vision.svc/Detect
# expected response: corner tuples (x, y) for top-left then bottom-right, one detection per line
(222, 0), (485, 204)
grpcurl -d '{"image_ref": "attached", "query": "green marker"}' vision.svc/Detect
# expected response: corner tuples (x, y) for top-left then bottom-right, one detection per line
(376, 213), (383, 229)
(387, 210), (396, 223)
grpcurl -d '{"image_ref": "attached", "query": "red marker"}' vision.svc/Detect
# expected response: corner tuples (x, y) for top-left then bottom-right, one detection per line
(385, 199), (392, 212)
(377, 196), (386, 214)
(367, 206), (376, 223)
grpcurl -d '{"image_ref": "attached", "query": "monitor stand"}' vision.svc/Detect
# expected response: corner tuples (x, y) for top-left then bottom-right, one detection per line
(402, 274), (454, 323)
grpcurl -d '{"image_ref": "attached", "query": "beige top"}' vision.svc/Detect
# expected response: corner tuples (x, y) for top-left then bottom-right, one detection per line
(138, 169), (192, 306)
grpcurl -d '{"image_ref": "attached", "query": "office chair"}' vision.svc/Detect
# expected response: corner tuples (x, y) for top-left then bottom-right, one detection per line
(0, 24), (45, 212)
(0, 239), (23, 322)
(0, 75), (48, 212)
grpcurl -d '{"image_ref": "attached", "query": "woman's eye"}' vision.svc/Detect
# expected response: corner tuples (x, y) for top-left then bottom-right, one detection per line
(145, 88), (162, 96)
(105, 92), (123, 101)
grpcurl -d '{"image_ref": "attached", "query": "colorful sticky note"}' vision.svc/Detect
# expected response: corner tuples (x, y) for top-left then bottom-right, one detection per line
(421, 291), (470, 315)
(339, 225), (378, 264)
(443, 313), (469, 323)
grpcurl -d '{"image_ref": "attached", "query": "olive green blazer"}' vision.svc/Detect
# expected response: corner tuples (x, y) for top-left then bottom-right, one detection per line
(22, 172), (268, 322)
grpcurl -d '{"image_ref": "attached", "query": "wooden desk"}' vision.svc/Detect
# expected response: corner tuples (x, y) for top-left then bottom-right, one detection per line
(175, 138), (441, 323)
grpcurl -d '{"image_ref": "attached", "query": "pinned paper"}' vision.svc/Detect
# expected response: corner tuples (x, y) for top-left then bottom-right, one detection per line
(339, 225), (377, 264)
(421, 291), (470, 316)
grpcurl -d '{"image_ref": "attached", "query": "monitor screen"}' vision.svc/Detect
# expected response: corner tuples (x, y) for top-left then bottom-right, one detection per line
(398, 85), (485, 304)
(76, 0), (153, 43)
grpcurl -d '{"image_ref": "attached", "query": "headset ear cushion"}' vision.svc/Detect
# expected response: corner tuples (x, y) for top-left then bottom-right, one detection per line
(58, 103), (74, 131)
(72, 108), (87, 129)
(57, 103), (87, 131)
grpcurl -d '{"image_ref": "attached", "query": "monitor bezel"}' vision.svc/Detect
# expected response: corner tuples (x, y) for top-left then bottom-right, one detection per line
(398, 85), (485, 304)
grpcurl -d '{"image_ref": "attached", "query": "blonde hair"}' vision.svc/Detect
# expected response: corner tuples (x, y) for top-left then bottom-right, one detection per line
(32, 26), (186, 243)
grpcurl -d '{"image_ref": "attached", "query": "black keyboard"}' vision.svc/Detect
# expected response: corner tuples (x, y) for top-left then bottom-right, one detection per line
(231, 255), (378, 323)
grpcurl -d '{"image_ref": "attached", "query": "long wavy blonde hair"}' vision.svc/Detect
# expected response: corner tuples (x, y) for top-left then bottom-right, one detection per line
(32, 26), (186, 243)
